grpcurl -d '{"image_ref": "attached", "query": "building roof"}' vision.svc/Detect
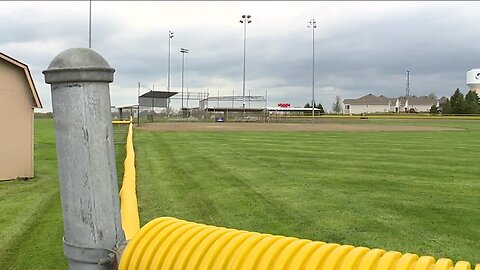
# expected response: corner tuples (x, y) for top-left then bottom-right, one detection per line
(115, 104), (139, 109)
(343, 94), (391, 105)
(344, 94), (438, 107)
(139, 91), (178, 99)
(0, 52), (42, 108)
(397, 96), (437, 106)
(407, 96), (437, 106)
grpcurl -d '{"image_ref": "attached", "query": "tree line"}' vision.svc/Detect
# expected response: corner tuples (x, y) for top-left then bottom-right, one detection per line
(304, 96), (343, 114)
(431, 88), (479, 114)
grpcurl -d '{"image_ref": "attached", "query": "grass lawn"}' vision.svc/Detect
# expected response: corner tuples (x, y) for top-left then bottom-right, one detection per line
(0, 119), (65, 269)
(0, 119), (128, 270)
(135, 119), (480, 264)
(0, 118), (478, 268)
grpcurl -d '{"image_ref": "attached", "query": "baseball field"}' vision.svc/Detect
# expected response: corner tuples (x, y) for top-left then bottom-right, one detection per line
(0, 118), (478, 269)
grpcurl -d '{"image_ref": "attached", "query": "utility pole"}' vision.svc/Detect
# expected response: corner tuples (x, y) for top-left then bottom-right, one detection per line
(89, 0), (92, 48)
(308, 18), (317, 123)
(137, 82), (140, 126)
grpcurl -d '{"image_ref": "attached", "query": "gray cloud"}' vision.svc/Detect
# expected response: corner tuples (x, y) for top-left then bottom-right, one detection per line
(1, 1), (478, 112)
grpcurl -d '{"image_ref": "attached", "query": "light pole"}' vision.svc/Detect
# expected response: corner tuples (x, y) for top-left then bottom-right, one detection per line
(88, 0), (92, 48)
(180, 47), (189, 117)
(240, 14), (251, 122)
(167, 30), (174, 118)
(308, 18), (317, 123)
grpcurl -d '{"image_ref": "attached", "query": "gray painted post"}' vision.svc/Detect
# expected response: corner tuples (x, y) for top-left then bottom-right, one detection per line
(43, 48), (125, 270)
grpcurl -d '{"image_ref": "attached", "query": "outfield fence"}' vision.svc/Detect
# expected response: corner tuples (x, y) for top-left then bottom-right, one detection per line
(118, 117), (140, 240)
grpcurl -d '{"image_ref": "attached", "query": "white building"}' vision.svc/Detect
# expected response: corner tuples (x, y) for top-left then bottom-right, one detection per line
(343, 94), (394, 114)
(397, 96), (438, 113)
(343, 94), (438, 114)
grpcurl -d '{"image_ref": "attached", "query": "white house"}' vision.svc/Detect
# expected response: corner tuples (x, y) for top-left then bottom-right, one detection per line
(397, 96), (438, 112)
(343, 94), (394, 114)
(343, 94), (439, 114)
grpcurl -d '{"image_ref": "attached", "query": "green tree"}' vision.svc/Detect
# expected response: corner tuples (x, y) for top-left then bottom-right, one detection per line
(450, 88), (466, 114)
(442, 98), (452, 114)
(465, 90), (479, 114)
(304, 103), (311, 108)
(429, 104), (439, 114)
(332, 96), (342, 114)
(315, 102), (325, 114)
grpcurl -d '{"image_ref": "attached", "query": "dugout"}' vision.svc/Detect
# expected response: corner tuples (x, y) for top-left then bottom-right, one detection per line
(138, 90), (178, 123)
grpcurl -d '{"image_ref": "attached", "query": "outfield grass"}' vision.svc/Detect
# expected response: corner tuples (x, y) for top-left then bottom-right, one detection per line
(1, 118), (478, 268)
(135, 119), (480, 264)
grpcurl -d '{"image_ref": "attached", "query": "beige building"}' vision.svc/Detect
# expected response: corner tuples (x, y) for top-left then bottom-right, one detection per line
(396, 96), (438, 113)
(0, 52), (42, 181)
(343, 94), (394, 114)
(344, 94), (438, 114)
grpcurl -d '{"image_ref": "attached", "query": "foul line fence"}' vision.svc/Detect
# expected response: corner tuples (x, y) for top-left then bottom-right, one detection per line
(119, 117), (140, 240)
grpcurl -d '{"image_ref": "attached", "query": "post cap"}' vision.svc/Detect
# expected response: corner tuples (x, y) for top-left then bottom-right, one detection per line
(43, 48), (115, 84)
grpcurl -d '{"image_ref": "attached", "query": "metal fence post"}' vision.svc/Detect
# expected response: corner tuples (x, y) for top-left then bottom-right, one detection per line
(43, 48), (125, 270)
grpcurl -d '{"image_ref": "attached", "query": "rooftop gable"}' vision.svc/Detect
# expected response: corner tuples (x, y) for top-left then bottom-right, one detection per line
(344, 94), (391, 105)
(407, 96), (437, 106)
(0, 52), (42, 108)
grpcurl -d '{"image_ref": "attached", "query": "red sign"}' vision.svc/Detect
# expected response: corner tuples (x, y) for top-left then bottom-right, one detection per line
(277, 103), (291, 108)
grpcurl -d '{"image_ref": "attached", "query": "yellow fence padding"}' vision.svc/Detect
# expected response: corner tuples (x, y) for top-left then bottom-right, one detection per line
(119, 217), (478, 270)
(119, 118), (140, 240)
(113, 120), (132, 124)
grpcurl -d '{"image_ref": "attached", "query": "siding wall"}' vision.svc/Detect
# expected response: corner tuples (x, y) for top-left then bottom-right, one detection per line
(0, 59), (34, 180)
(406, 104), (433, 112)
(345, 104), (390, 114)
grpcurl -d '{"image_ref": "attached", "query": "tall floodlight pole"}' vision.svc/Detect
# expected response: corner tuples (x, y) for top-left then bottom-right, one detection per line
(88, 0), (92, 48)
(240, 14), (252, 122)
(137, 82), (140, 127)
(405, 70), (410, 97)
(308, 19), (317, 123)
(180, 48), (189, 117)
(167, 31), (174, 118)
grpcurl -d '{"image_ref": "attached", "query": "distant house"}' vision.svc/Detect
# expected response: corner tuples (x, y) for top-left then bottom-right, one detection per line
(397, 96), (438, 113)
(343, 94), (439, 114)
(0, 52), (42, 180)
(343, 94), (394, 114)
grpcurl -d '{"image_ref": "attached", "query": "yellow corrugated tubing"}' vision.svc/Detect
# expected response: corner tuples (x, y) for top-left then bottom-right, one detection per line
(112, 120), (132, 124)
(119, 217), (479, 270)
(119, 118), (141, 240)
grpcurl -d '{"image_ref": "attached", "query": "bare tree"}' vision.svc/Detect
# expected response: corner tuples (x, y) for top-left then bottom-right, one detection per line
(332, 95), (342, 114)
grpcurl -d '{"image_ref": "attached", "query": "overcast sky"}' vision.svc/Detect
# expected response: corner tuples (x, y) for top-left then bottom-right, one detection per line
(1, 1), (479, 112)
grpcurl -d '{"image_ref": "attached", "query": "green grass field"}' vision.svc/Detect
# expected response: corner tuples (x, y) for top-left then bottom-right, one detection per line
(135, 120), (480, 263)
(0, 119), (128, 269)
(0, 119), (65, 269)
(0, 118), (478, 269)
